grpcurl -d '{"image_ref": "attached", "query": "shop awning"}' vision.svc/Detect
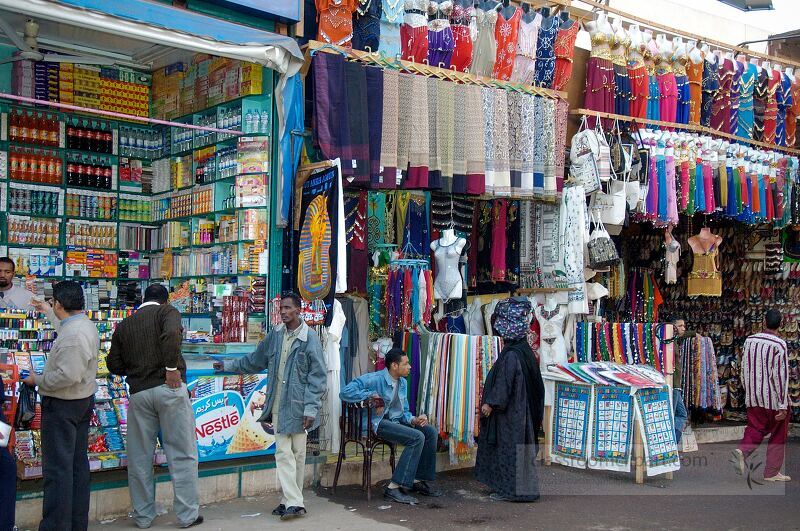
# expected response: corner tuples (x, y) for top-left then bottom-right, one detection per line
(0, 0), (302, 77)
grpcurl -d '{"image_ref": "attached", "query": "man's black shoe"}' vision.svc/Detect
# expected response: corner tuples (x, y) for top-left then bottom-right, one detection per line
(179, 515), (204, 528)
(272, 504), (286, 516)
(410, 480), (442, 497)
(280, 506), (307, 521)
(384, 487), (418, 505)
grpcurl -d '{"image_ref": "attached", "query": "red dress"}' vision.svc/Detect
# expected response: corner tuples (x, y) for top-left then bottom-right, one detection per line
(551, 22), (579, 91)
(492, 8), (522, 81)
(763, 69), (780, 144)
(450, 3), (474, 72)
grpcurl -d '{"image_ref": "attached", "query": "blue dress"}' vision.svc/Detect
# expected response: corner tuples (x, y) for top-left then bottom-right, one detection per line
(737, 63), (757, 139)
(647, 74), (661, 120)
(379, 0), (404, 58)
(533, 16), (559, 88)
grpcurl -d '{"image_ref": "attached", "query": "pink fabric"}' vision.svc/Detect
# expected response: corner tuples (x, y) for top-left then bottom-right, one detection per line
(658, 72), (678, 124)
(584, 57), (615, 128)
(703, 164), (715, 213)
(666, 155), (678, 222)
(739, 406), (789, 477)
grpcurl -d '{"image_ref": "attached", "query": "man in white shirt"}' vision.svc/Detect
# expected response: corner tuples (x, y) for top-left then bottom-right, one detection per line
(0, 257), (35, 310)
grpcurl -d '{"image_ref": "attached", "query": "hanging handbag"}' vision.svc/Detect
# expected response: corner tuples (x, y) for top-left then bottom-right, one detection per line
(14, 383), (38, 430)
(596, 118), (612, 183)
(590, 174), (627, 226)
(586, 213), (620, 269)
(569, 115), (602, 194)
(608, 119), (629, 177)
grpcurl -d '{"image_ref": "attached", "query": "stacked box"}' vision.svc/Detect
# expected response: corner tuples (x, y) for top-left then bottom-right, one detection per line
(240, 62), (262, 96)
(73, 66), (102, 109)
(59, 63), (74, 103)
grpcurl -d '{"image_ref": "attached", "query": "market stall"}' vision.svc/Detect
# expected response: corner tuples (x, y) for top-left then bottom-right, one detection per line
(0, 0), (302, 478)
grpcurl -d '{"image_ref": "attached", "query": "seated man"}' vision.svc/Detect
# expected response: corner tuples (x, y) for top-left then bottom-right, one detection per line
(340, 348), (441, 505)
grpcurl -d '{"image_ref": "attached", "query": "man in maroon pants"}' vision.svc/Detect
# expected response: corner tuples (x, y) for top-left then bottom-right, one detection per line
(732, 309), (791, 482)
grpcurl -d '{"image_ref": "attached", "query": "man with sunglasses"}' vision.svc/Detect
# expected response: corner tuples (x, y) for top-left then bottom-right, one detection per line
(23, 281), (99, 531)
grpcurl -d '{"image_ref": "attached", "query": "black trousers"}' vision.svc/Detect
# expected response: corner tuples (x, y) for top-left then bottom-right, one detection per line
(0, 446), (15, 531)
(39, 395), (94, 531)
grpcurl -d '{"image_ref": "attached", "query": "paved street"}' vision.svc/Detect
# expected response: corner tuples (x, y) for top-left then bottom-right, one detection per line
(90, 440), (798, 531)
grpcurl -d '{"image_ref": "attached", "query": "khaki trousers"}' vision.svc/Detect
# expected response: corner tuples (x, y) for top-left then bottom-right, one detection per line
(274, 432), (307, 508)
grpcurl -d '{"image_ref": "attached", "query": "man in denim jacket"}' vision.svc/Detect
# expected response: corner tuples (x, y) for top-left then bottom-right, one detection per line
(214, 293), (326, 520)
(340, 348), (441, 505)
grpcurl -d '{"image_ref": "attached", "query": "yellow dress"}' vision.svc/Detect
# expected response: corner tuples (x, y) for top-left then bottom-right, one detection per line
(687, 249), (722, 297)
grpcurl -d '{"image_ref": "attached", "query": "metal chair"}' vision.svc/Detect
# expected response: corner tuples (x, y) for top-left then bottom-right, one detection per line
(331, 399), (396, 500)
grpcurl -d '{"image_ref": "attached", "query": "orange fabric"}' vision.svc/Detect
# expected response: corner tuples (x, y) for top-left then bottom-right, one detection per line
(552, 23), (580, 91)
(687, 60), (704, 125)
(492, 8), (522, 81)
(317, 0), (358, 47)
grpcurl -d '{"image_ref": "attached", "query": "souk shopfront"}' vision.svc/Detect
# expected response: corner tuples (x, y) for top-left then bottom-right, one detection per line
(0, 0), (306, 519)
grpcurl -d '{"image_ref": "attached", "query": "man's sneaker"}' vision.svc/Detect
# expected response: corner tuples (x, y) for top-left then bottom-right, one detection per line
(384, 486), (418, 505)
(409, 481), (442, 497)
(763, 473), (791, 482)
(280, 506), (307, 521)
(271, 504), (286, 516)
(731, 449), (746, 475)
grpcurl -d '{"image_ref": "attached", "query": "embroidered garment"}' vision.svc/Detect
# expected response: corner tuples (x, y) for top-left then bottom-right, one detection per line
(427, 1), (455, 68)
(492, 7), (522, 81)
(353, 0), (381, 51)
(400, 0), (429, 62)
(379, 0), (404, 57)
(509, 13), (542, 85)
(687, 58), (704, 125)
(379, 69), (400, 189)
(533, 15), (559, 88)
(449, 2), (473, 72)
(471, 5), (498, 77)
(317, 0), (359, 47)
(552, 21), (579, 91)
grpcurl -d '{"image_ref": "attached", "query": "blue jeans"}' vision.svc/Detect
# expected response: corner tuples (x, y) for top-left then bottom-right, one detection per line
(673, 389), (688, 444)
(376, 419), (438, 488)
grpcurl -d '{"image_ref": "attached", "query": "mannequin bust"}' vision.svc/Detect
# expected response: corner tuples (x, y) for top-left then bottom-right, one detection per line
(750, 57), (761, 72)
(521, 2), (537, 23)
(688, 40), (703, 65)
(673, 36), (685, 55)
(559, 8), (573, 28)
(700, 43), (711, 56)
(656, 34), (672, 60)
(786, 67), (795, 81)
(762, 60), (771, 71)
(477, 0), (499, 10)
(664, 224), (680, 285)
(535, 295), (568, 407)
(774, 63), (782, 73)
(500, 0), (516, 19)
(688, 226), (723, 255)
(724, 51), (734, 61)
(430, 229), (467, 300)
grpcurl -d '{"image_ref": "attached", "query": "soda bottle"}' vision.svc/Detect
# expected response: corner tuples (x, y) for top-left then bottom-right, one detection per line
(19, 112), (30, 143)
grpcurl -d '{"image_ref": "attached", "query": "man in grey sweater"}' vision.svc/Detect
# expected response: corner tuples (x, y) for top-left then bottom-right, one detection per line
(24, 281), (99, 531)
(107, 284), (202, 529)
(213, 292), (326, 521)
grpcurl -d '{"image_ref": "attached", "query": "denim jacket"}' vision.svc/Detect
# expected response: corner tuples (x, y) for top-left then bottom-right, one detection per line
(223, 322), (327, 434)
(339, 368), (413, 432)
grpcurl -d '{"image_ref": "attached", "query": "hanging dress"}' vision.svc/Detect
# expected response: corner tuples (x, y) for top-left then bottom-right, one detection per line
(449, 2), (473, 72)
(711, 58), (733, 133)
(645, 47), (660, 121)
(673, 54), (690, 125)
(533, 15), (559, 88)
(729, 62), (743, 136)
(611, 32), (631, 117)
(737, 62), (757, 139)
(317, 0), (359, 47)
(427, 1), (455, 68)
(657, 53), (678, 124)
(686, 54), (704, 125)
(379, 0), (405, 57)
(627, 41), (649, 119)
(401, 0), (430, 63)
(776, 71), (792, 146)
(551, 21), (579, 91)
(492, 7), (522, 81)
(763, 68), (780, 144)
(788, 78), (800, 147)
(510, 12), (542, 85)
(700, 55), (719, 128)
(353, 0), (382, 52)
(471, 5), (498, 77)
(753, 67), (769, 141)
(584, 28), (615, 128)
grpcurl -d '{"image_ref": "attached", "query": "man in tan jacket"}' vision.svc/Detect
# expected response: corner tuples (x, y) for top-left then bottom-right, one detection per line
(24, 281), (99, 531)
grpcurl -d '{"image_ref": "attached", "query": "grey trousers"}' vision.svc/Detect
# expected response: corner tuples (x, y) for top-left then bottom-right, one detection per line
(127, 384), (199, 528)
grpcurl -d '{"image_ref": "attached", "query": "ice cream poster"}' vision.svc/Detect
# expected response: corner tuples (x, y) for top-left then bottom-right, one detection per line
(188, 375), (275, 462)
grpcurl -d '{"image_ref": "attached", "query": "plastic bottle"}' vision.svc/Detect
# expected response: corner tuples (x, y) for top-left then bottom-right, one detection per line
(244, 111), (253, 134)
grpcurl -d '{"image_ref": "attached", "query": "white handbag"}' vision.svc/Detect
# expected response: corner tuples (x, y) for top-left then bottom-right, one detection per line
(569, 116), (602, 194)
(590, 160), (627, 226)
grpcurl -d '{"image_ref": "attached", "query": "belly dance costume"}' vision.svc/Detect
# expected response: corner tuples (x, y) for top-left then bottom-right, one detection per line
(687, 58), (704, 125)
(646, 49), (660, 121)
(737, 62), (757, 139)
(711, 58), (733, 133)
(753, 67), (769, 141)
(533, 15), (559, 88)
(551, 21), (579, 91)
(627, 44), (649, 119)
(657, 57), (678, 124)
(673, 55), (690, 124)
(729, 62), (743, 136)
(449, 2), (473, 72)
(700, 56), (719, 128)
(584, 30), (615, 127)
(400, 0), (429, 63)
(427, 1), (455, 68)
(510, 13), (541, 85)
(379, 0), (404, 57)
(763, 68), (780, 144)
(611, 34), (631, 117)
(317, 0), (359, 47)
(492, 7), (522, 81)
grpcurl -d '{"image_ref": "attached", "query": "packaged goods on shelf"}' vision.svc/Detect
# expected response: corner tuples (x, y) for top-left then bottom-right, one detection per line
(6, 215), (60, 247)
(66, 220), (117, 249)
(118, 223), (162, 252)
(9, 184), (64, 217)
(5, 248), (63, 278)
